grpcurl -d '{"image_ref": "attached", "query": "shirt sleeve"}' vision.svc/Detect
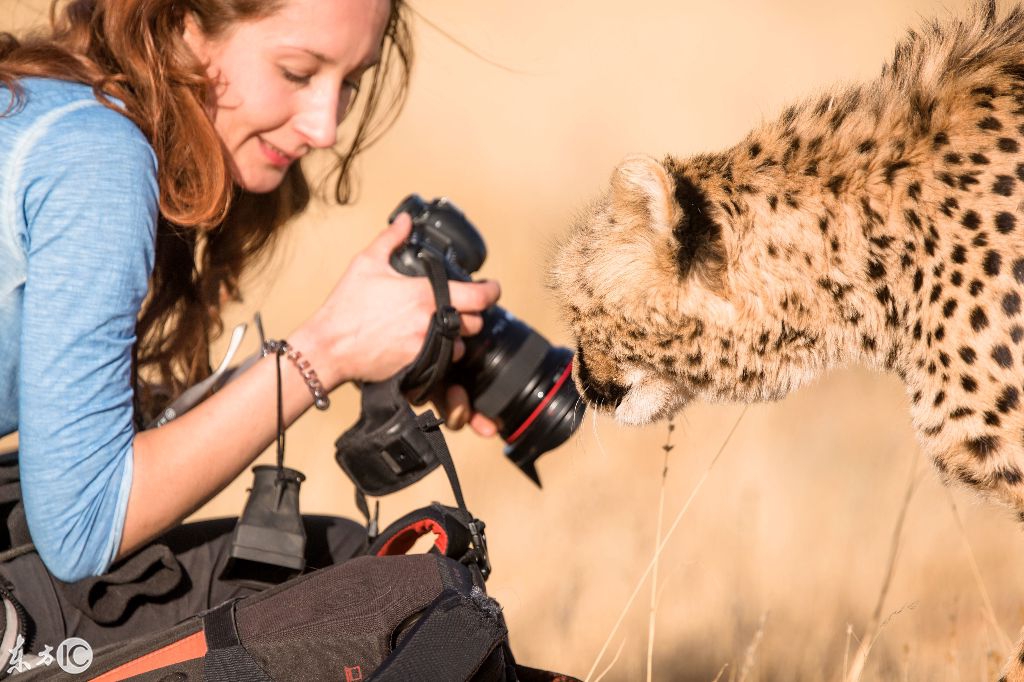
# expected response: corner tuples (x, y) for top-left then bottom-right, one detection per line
(17, 101), (158, 583)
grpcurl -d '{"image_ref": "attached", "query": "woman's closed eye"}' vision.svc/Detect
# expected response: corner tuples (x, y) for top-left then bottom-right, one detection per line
(280, 67), (361, 100)
(280, 67), (313, 85)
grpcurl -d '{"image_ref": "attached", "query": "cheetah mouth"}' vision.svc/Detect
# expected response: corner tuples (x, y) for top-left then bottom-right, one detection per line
(573, 350), (689, 424)
(613, 373), (688, 426)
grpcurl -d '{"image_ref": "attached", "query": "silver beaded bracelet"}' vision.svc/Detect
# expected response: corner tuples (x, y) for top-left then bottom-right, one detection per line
(263, 339), (331, 411)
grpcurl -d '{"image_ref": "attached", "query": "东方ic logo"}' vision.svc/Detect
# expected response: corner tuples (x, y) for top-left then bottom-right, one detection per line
(55, 637), (93, 674)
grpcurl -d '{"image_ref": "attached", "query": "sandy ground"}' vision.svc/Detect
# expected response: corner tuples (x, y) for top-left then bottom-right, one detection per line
(5, 1), (1023, 679)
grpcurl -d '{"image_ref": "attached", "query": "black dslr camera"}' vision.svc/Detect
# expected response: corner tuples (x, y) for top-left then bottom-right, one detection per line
(222, 195), (584, 582)
(389, 194), (584, 484)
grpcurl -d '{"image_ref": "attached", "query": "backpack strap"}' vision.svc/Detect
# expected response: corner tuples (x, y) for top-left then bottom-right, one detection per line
(370, 587), (513, 682)
(368, 503), (476, 562)
(202, 598), (272, 681)
(418, 416), (491, 583)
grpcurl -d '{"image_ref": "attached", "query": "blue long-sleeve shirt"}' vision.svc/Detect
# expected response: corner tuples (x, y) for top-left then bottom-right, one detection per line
(0, 78), (158, 582)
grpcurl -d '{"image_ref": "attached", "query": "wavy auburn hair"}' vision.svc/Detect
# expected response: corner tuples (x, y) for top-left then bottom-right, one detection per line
(0, 0), (412, 422)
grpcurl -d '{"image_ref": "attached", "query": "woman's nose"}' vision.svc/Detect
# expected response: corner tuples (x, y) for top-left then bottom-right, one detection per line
(292, 89), (342, 149)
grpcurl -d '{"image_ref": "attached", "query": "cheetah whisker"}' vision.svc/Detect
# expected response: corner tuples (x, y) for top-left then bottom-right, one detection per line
(590, 406), (610, 461)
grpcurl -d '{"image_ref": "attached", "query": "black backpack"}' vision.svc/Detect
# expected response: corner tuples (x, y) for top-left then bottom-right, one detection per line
(20, 552), (572, 682)
(0, 449), (577, 682)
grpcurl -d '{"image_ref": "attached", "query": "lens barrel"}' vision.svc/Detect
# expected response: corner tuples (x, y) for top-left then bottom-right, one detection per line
(451, 309), (585, 484)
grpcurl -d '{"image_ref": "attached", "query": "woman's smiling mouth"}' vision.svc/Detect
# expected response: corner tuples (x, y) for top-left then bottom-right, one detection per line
(258, 137), (297, 167)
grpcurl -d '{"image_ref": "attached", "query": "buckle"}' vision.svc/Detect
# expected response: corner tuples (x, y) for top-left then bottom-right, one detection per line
(435, 305), (461, 338)
(379, 422), (429, 476)
(462, 518), (491, 580)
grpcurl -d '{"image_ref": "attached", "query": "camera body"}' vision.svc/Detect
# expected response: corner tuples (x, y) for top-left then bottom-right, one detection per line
(388, 195), (584, 483)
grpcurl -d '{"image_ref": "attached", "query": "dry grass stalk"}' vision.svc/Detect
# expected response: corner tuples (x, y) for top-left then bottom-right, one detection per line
(645, 420), (675, 682)
(590, 637), (628, 682)
(654, 556), (693, 610)
(583, 406), (750, 682)
(844, 623), (853, 681)
(944, 603), (962, 682)
(845, 450), (921, 682)
(736, 612), (768, 682)
(945, 489), (1013, 655)
(710, 662), (729, 682)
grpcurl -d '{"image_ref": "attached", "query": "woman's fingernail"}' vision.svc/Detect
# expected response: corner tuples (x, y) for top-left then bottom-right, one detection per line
(448, 404), (468, 429)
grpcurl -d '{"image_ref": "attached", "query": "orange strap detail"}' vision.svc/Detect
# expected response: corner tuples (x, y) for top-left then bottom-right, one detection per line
(90, 630), (207, 681)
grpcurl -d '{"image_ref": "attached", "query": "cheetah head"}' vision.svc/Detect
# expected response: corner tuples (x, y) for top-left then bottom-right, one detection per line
(550, 154), (828, 425)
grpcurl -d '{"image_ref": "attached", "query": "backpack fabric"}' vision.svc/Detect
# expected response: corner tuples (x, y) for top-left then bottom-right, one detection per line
(24, 554), (573, 682)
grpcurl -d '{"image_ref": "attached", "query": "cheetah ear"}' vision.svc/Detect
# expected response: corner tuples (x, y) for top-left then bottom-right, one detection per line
(610, 155), (728, 294)
(609, 155), (677, 233)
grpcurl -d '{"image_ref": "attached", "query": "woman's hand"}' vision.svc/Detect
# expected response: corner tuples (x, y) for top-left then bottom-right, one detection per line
(297, 213), (501, 436)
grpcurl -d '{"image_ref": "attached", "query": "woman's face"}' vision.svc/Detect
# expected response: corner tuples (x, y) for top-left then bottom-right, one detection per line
(184, 0), (391, 193)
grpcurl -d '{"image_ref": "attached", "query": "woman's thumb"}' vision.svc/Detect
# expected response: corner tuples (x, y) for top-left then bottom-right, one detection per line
(367, 212), (413, 260)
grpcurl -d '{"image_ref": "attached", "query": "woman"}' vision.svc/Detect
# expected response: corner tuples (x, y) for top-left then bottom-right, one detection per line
(0, 0), (500, 656)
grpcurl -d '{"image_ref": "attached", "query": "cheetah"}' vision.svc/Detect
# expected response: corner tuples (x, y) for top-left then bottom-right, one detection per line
(550, 1), (1024, 677)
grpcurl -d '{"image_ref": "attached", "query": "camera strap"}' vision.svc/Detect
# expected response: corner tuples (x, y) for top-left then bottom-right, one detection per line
(334, 244), (463, 496)
(334, 249), (490, 580)
(401, 249), (463, 405)
(334, 385), (491, 581)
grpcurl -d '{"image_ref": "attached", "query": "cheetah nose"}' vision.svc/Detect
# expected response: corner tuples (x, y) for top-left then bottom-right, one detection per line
(573, 346), (628, 409)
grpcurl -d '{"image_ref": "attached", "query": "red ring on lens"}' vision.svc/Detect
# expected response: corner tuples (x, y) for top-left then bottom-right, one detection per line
(506, 360), (574, 444)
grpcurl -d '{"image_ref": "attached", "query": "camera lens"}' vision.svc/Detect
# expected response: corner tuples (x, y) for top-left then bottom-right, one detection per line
(451, 308), (586, 484)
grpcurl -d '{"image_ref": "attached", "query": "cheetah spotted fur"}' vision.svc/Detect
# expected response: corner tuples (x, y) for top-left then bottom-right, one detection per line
(551, 2), (1024, 677)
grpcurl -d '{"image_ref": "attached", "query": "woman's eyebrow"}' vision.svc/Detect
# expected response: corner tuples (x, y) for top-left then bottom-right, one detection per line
(291, 46), (381, 71)
(298, 47), (333, 64)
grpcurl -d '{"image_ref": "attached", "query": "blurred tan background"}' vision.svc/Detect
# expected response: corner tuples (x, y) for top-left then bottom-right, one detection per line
(4, 0), (1023, 680)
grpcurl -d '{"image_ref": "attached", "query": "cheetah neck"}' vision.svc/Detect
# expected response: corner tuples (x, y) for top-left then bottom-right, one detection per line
(678, 108), (933, 379)
(676, 72), (1024, 478)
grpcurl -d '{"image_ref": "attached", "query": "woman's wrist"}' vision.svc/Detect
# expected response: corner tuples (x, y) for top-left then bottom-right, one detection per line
(288, 314), (353, 392)
(262, 338), (330, 410)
